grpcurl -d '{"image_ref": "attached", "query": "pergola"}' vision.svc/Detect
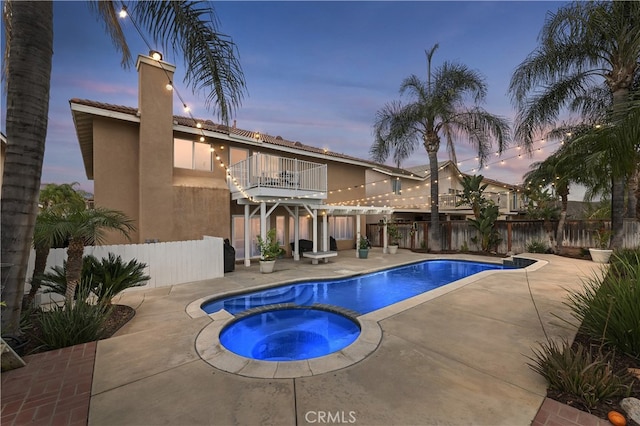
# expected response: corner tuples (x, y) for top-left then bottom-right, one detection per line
(237, 199), (395, 266)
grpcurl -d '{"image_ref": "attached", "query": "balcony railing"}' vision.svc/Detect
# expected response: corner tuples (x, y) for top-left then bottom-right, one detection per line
(228, 153), (327, 198)
(386, 192), (525, 212)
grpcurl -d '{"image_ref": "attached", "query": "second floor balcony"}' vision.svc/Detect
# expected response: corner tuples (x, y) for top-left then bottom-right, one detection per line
(228, 153), (328, 202)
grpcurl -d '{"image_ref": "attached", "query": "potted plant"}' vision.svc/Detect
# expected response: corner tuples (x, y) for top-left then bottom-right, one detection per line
(358, 236), (370, 259)
(256, 228), (282, 273)
(589, 229), (613, 263)
(387, 219), (401, 254)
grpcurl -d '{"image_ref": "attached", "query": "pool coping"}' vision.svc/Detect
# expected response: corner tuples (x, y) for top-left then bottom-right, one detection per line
(191, 255), (547, 379)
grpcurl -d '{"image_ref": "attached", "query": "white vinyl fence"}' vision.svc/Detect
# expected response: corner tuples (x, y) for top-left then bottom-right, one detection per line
(26, 236), (224, 305)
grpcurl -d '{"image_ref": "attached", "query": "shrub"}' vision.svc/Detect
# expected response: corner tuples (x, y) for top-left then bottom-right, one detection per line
(86, 253), (149, 306)
(256, 228), (282, 261)
(609, 248), (640, 279)
(468, 203), (501, 252)
(36, 283), (111, 349)
(526, 240), (547, 253)
(40, 254), (150, 306)
(563, 250), (640, 359)
(528, 339), (634, 410)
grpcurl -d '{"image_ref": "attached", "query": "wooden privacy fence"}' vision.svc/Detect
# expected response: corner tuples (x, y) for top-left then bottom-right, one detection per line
(368, 219), (640, 253)
(26, 236), (224, 305)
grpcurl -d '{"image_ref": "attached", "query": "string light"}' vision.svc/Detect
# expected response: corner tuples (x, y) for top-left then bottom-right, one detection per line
(121, 6), (569, 211)
(320, 135), (561, 207)
(118, 5), (231, 185)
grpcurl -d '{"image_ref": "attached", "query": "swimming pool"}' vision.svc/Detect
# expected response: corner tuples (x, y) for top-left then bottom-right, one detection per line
(202, 259), (511, 316)
(194, 257), (531, 377)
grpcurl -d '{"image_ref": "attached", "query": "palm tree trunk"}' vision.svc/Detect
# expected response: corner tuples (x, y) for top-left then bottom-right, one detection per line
(0, 2), (54, 333)
(610, 87), (630, 250)
(611, 177), (625, 249)
(555, 194), (568, 253)
(428, 148), (440, 251)
(626, 169), (638, 219)
(23, 245), (50, 309)
(65, 238), (85, 304)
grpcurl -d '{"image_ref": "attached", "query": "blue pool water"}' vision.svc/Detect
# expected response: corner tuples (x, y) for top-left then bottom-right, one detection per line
(203, 260), (511, 316)
(220, 308), (360, 361)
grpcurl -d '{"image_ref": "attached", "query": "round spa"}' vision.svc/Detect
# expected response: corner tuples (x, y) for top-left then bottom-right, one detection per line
(219, 307), (361, 361)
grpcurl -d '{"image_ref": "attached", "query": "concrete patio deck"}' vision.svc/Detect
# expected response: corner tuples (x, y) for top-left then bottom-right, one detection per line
(80, 250), (607, 426)
(89, 249), (598, 425)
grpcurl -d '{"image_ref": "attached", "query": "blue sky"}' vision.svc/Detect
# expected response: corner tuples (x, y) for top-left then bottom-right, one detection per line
(4, 1), (579, 197)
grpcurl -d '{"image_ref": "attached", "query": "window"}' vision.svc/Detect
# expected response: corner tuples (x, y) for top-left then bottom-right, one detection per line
(289, 216), (310, 242)
(231, 216), (261, 259)
(174, 138), (212, 171)
(392, 178), (402, 195)
(329, 216), (354, 240)
(276, 216), (285, 246)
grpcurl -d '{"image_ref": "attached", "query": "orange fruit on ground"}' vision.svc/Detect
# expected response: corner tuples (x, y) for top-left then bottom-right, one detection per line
(607, 410), (626, 426)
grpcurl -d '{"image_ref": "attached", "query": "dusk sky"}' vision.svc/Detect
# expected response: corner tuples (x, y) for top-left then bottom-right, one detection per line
(4, 1), (585, 198)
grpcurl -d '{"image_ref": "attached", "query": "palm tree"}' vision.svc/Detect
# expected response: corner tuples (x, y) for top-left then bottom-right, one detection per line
(24, 183), (88, 308)
(34, 207), (135, 304)
(509, 0), (640, 249)
(523, 154), (571, 253)
(1, 1), (246, 332)
(371, 44), (510, 250)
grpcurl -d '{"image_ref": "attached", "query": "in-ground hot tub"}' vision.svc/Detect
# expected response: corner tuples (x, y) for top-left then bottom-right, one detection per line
(219, 306), (361, 361)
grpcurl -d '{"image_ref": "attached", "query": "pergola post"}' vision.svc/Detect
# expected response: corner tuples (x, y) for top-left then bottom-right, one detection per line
(244, 204), (251, 267)
(312, 209), (318, 252)
(294, 206), (300, 261)
(356, 214), (361, 258)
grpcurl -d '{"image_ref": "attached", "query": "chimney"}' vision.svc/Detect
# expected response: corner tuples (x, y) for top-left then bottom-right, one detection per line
(135, 52), (176, 242)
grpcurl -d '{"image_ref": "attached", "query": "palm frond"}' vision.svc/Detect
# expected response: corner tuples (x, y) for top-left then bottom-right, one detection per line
(131, 1), (246, 124)
(87, 1), (131, 68)
(513, 70), (596, 145)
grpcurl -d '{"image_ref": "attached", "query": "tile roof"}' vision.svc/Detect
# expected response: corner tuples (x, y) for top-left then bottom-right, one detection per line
(69, 98), (518, 189)
(408, 161), (523, 190)
(69, 98), (417, 177)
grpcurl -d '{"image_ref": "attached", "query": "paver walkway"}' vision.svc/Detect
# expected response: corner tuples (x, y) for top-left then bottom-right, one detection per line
(1, 342), (96, 426)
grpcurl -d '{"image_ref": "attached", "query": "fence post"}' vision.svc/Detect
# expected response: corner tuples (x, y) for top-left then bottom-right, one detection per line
(507, 221), (512, 253)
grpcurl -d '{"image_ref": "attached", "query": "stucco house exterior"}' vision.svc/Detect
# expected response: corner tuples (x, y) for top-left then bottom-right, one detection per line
(70, 52), (523, 261)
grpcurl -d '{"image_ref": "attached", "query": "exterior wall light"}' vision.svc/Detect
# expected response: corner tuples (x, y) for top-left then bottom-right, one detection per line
(150, 50), (163, 61)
